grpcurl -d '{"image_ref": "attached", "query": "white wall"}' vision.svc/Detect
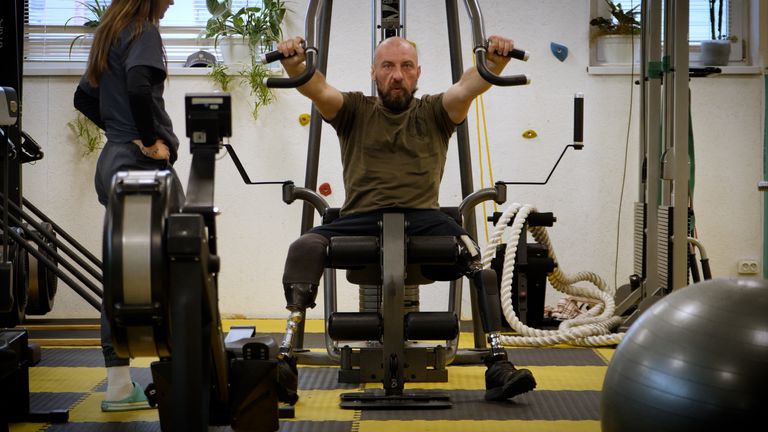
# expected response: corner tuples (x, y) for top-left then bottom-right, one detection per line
(20, 0), (765, 320)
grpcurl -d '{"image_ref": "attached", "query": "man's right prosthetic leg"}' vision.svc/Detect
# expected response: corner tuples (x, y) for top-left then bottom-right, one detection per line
(275, 282), (317, 406)
(279, 283), (319, 359)
(458, 235), (537, 401)
(276, 233), (328, 405)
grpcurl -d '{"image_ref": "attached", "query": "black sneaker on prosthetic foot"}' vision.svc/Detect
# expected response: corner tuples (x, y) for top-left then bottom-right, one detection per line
(484, 354), (536, 401)
(277, 356), (299, 405)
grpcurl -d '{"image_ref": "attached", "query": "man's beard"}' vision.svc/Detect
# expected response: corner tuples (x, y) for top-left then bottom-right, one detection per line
(377, 83), (417, 111)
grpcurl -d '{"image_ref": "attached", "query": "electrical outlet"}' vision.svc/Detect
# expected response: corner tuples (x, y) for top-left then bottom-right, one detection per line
(737, 259), (759, 275)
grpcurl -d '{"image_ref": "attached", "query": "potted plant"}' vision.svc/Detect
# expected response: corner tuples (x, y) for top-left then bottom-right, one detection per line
(203, 0), (287, 119)
(700, 0), (733, 66)
(66, 0), (107, 57)
(203, 0), (286, 65)
(590, 0), (641, 65)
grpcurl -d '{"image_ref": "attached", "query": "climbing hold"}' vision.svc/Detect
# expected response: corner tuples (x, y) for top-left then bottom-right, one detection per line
(522, 129), (538, 139)
(299, 113), (311, 126)
(318, 182), (332, 196)
(550, 42), (568, 62)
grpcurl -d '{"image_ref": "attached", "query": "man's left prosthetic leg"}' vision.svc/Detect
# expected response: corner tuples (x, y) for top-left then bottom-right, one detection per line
(458, 235), (537, 401)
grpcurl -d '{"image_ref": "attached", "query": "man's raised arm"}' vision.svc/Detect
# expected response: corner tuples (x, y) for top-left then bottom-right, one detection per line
(278, 37), (344, 121)
(442, 35), (514, 124)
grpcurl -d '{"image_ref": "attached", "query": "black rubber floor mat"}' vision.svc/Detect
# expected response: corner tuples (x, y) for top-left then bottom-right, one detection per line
(29, 391), (83, 415)
(38, 348), (104, 367)
(298, 367), (358, 390)
(45, 422), (162, 431)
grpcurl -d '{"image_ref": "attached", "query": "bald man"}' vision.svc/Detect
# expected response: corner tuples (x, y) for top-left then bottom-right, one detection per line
(274, 36), (536, 405)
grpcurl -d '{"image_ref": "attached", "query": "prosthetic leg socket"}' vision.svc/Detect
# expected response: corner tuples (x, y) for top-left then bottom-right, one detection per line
(283, 283), (319, 311)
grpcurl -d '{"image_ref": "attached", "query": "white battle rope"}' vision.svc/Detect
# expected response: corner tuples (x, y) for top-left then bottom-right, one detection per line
(482, 203), (625, 347)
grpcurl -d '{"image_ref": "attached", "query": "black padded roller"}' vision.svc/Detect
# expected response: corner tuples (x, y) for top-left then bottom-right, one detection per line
(328, 236), (379, 267)
(328, 312), (383, 341)
(408, 237), (458, 264)
(404, 312), (458, 341)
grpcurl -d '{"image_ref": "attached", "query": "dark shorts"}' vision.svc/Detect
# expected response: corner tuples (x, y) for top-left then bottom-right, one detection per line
(309, 208), (469, 239)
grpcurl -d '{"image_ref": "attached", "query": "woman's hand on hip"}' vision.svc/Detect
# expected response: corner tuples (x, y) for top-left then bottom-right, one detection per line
(133, 139), (171, 162)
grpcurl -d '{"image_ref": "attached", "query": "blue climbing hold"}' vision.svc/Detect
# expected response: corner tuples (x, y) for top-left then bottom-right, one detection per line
(550, 42), (568, 62)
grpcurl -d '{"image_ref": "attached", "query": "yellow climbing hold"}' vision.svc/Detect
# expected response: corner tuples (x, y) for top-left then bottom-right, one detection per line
(522, 129), (538, 139)
(299, 113), (311, 126)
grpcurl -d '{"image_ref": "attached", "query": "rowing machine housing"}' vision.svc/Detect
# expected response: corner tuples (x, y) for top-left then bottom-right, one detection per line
(103, 170), (182, 358)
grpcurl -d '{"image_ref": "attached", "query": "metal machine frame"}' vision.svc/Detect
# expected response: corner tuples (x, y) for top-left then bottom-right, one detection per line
(270, 0), (532, 367)
(616, 1), (691, 327)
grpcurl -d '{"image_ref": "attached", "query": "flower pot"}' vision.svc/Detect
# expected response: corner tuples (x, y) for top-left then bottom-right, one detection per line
(595, 34), (640, 65)
(700, 40), (731, 66)
(219, 37), (253, 65)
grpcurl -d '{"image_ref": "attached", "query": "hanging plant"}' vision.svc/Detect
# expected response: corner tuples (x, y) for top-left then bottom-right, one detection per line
(208, 63), (235, 92)
(67, 112), (104, 157)
(239, 61), (275, 119)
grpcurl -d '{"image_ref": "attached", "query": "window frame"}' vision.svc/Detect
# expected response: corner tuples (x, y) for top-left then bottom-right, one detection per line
(689, 0), (748, 65)
(588, 0), (753, 69)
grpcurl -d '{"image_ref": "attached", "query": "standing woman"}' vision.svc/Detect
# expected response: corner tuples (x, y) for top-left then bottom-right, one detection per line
(73, 0), (184, 412)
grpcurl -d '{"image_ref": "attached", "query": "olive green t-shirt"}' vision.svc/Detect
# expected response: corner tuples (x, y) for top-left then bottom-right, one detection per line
(327, 91), (456, 216)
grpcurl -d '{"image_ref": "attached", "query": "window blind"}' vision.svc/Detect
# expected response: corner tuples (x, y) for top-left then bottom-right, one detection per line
(25, 0), (254, 63)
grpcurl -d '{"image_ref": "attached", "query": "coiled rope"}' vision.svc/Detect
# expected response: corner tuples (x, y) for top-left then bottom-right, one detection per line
(482, 203), (625, 347)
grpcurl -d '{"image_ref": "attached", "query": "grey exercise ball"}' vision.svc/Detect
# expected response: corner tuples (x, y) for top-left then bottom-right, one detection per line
(601, 277), (768, 432)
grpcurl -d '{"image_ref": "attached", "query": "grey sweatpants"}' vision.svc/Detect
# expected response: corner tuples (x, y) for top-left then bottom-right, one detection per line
(96, 141), (184, 367)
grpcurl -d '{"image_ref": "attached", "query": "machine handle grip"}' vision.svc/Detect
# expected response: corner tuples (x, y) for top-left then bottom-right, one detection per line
(260, 39), (307, 65)
(263, 48), (317, 89)
(260, 48), (287, 65)
(508, 48), (529, 61)
(573, 93), (584, 147)
(475, 51), (530, 86)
